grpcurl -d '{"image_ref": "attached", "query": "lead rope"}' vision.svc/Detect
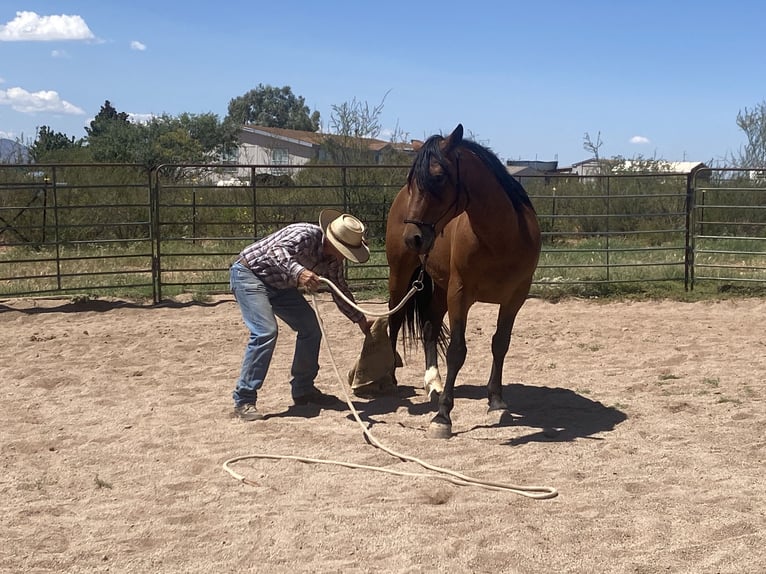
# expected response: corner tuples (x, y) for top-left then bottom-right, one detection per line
(315, 275), (422, 318)
(222, 281), (558, 499)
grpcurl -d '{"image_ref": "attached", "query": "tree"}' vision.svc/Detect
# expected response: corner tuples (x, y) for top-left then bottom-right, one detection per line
(322, 91), (409, 165)
(731, 101), (766, 168)
(583, 131), (604, 163)
(175, 112), (239, 160)
(294, 93), (410, 237)
(85, 100), (131, 138)
(225, 84), (320, 131)
(138, 113), (237, 167)
(84, 100), (139, 162)
(29, 126), (83, 162)
(84, 100), (236, 168)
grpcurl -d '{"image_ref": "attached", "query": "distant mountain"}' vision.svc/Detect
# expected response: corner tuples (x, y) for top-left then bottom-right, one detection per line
(0, 138), (30, 162)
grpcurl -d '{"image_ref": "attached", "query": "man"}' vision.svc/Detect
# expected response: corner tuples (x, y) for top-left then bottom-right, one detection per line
(229, 209), (372, 421)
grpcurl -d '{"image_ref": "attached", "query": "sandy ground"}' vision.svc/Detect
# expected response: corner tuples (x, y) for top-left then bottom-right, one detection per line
(1, 293), (765, 574)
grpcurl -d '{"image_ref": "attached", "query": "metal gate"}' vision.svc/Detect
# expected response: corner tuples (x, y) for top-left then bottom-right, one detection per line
(691, 168), (766, 289)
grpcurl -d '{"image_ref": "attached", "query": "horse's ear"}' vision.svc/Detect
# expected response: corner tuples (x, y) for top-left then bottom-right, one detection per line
(444, 124), (464, 150)
(411, 139), (424, 151)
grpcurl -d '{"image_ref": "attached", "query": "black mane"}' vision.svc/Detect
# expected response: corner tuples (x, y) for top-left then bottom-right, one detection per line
(408, 134), (534, 212)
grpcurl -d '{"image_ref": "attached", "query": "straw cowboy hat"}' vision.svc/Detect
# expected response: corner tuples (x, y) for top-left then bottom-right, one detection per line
(319, 209), (370, 264)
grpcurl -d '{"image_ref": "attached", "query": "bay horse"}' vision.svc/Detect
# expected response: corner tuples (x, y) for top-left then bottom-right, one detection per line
(386, 124), (541, 439)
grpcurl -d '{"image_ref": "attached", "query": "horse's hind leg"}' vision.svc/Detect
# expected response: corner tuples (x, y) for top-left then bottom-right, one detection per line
(487, 294), (527, 412)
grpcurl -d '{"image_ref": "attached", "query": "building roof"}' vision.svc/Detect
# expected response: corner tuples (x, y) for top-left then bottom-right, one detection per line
(610, 160), (707, 174)
(241, 125), (397, 152)
(565, 158), (707, 174)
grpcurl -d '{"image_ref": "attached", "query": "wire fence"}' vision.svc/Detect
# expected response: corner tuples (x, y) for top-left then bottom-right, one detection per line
(1, 163), (764, 302)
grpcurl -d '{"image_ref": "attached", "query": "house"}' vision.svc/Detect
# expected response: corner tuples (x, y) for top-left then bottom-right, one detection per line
(233, 125), (415, 179)
(505, 159), (570, 186)
(506, 159), (559, 178)
(565, 158), (708, 177)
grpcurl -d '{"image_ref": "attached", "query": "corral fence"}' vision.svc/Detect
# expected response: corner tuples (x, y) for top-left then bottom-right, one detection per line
(1, 163), (764, 303)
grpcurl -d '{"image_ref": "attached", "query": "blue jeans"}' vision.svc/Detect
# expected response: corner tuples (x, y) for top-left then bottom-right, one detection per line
(230, 262), (321, 407)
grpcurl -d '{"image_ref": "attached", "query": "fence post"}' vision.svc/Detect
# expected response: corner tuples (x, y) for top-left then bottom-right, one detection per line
(151, 167), (161, 303)
(606, 175), (611, 282)
(250, 166), (257, 238)
(50, 166), (63, 291)
(341, 166), (349, 282)
(341, 166), (349, 212)
(684, 169), (697, 291)
(41, 176), (48, 244)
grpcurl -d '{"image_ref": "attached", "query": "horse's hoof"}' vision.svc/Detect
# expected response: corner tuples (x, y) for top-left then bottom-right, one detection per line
(427, 387), (440, 404)
(486, 408), (505, 424)
(487, 400), (508, 412)
(426, 422), (452, 439)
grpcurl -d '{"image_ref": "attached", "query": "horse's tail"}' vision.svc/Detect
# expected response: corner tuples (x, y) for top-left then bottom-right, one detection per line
(401, 267), (449, 357)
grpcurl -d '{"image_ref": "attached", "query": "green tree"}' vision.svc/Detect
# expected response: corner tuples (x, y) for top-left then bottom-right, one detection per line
(175, 112), (239, 160)
(138, 113), (237, 167)
(85, 100), (131, 138)
(84, 100), (139, 162)
(84, 100), (236, 168)
(225, 84), (320, 131)
(28, 126), (85, 162)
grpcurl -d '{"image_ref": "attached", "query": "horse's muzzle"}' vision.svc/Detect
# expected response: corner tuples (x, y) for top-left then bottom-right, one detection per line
(403, 222), (435, 254)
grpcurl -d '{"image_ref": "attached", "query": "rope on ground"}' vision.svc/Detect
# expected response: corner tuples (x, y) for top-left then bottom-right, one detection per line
(222, 286), (558, 500)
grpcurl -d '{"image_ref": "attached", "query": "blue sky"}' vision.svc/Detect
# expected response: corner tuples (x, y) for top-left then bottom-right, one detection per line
(1, 1), (764, 166)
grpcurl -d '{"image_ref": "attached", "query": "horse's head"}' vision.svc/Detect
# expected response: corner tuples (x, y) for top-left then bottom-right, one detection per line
(402, 124), (466, 254)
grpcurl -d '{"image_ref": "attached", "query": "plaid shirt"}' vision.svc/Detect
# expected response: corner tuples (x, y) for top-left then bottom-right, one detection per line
(238, 223), (364, 324)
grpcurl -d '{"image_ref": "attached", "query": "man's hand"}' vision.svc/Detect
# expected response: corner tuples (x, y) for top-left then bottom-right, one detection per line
(298, 269), (321, 292)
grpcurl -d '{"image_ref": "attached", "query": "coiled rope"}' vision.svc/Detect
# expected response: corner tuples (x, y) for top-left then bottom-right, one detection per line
(222, 279), (558, 499)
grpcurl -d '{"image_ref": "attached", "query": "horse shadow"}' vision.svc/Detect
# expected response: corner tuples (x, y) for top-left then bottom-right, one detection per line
(493, 383), (626, 445)
(339, 381), (626, 445)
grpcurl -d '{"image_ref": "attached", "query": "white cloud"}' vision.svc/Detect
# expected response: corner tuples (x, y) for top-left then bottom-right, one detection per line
(51, 49), (69, 58)
(0, 86), (85, 115)
(630, 135), (650, 144)
(130, 40), (147, 51)
(128, 112), (156, 124)
(0, 11), (94, 42)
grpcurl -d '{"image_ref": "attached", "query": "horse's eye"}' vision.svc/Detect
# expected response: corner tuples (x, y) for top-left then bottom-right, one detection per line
(427, 173), (448, 192)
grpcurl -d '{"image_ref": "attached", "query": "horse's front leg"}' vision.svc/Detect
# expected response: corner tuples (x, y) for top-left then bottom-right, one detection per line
(422, 285), (447, 400)
(427, 320), (466, 439)
(422, 320), (443, 400)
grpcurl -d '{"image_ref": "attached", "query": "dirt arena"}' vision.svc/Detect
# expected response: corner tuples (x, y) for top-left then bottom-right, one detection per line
(1, 293), (764, 573)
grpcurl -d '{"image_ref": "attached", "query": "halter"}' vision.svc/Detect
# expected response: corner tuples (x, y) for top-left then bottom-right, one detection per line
(403, 152), (468, 235)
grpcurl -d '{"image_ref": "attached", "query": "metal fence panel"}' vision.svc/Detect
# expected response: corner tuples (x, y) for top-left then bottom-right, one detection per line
(692, 168), (766, 288)
(2, 163), (765, 302)
(0, 164), (155, 299)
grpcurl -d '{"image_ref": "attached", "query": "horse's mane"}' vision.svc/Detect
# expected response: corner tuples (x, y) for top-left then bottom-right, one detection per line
(408, 134), (534, 212)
